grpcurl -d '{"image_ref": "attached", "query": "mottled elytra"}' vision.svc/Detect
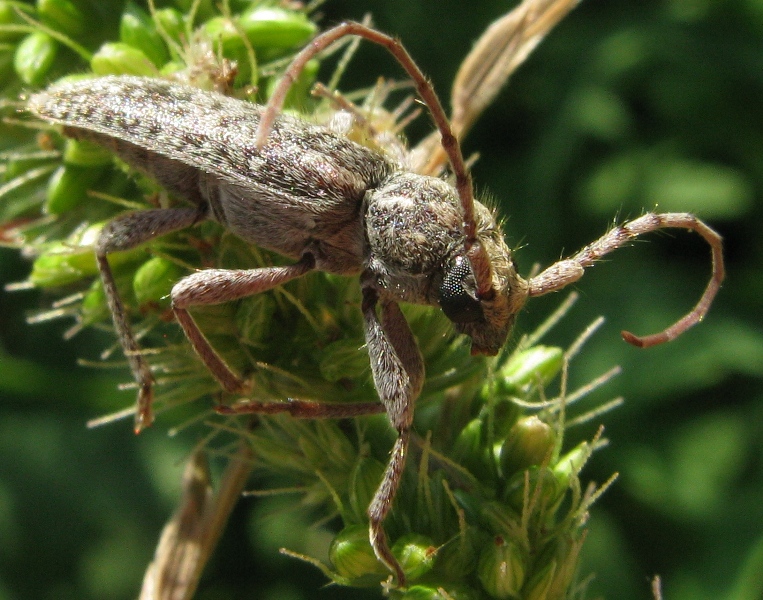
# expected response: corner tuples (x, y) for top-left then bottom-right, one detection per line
(27, 21), (724, 586)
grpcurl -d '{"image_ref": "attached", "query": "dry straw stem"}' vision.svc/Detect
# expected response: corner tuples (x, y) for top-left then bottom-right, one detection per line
(416, 0), (580, 175)
(139, 444), (254, 600)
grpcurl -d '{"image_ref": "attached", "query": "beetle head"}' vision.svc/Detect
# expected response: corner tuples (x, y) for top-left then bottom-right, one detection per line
(438, 202), (528, 356)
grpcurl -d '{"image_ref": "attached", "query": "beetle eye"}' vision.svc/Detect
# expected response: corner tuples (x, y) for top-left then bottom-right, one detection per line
(439, 257), (484, 323)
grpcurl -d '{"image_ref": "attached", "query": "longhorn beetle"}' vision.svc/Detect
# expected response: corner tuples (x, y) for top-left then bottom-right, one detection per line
(28, 21), (724, 586)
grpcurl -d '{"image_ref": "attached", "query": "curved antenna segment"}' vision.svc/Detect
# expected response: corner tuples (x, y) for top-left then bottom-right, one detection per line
(526, 212), (725, 347)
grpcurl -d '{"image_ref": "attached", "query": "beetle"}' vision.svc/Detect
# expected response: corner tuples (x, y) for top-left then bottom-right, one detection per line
(27, 21), (724, 585)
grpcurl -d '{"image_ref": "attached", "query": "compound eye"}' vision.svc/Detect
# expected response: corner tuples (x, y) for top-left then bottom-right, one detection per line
(439, 257), (484, 324)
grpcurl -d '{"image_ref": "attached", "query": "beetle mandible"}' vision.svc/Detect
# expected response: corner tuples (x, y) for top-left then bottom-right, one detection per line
(27, 21), (724, 586)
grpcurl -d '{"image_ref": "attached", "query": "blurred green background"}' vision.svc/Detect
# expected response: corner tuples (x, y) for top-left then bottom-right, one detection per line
(0, 0), (761, 599)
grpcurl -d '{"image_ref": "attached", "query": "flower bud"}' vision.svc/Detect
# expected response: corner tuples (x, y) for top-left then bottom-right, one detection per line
(452, 417), (494, 481)
(499, 416), (556, 478)
(330, 524), (387, 581)
(483, 346), (563, 399)
(392, 533), (437, 581)
(5, 153), (45, 184)
(478, 501), (523, 542)
(81, 269), (138, 326)
(477, 536), (526, 599)
(80, 278), (110, 325)
(29, 223), (143, 287)
(14, 31), (58, 86)
(133, 256), (185, 308)
(484, 396), (521, 442)
(44, 164), (105, 214)
(237, 7), (317, 50)
(153, 8), (184, 44)
(30, 245), (92, 287)
(90, 42), (156, 76)
(401, 584), (480, 600)
(203, 16), (244, 54)
(62, 139), (113, 168)
(119, 1), (169, 67)
(503, 466), (561, 513)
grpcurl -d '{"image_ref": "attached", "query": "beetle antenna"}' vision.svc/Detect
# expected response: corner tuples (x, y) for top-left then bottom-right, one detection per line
(526, 212), (725, 347)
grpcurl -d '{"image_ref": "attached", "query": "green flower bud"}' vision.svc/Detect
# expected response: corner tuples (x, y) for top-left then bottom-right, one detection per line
(483, 346), (563, 399)
(4, 153), (45, 183)
(330, 524), (387, 581)
(44, 164), (105, 214)
(348, 456), (385, 523)
(90, 42), (156, 76)
(503, 466), (562, 512)
(80, 277), (110, 325)
(477, 536), (526, 599)
(38, 0), (85, 37)
(132, 255), (185, 308)
(392, 533), (436, 581)
(401, 584), (481, 600)
(153, 7), (184, 44)
(478, 500), (523, 541)
(237, 7), (317, 50)
(452, 417), (494, 481)
(499, 416), (557, 478)
(482, 396), (520, 442)
(29, 223), (145, 287)
(319, 337), (370, 382)
(62, 138), (113, 168)
(81, 270), (136, 326)
(29, 244), (97, 287)
(119, 1), (169, 67)
(14, 31), (58, 86)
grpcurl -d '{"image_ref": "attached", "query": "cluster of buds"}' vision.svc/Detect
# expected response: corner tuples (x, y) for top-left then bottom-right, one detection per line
(1, 0), (324, 401)
(260, 331), (613, 599)
(0, 1), (616, 598)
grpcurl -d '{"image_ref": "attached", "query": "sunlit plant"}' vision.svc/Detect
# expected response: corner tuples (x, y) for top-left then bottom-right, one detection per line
(0, 1), (625, 597)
